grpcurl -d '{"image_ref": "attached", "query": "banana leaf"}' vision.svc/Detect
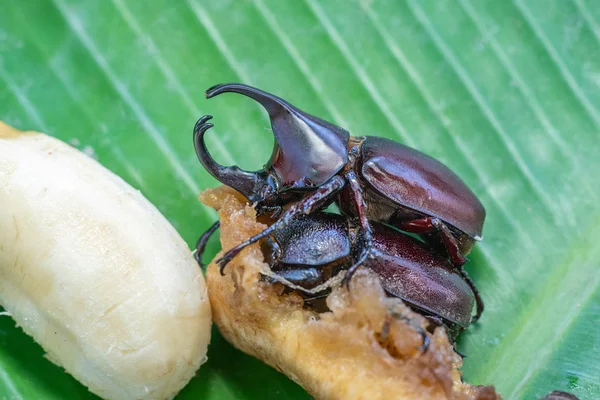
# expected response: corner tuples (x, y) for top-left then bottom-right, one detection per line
(0, 1), (598, 399)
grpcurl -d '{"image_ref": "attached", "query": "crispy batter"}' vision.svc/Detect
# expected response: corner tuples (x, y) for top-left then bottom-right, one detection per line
(0, 121), (37, 138)
(201, 186), (500, 400)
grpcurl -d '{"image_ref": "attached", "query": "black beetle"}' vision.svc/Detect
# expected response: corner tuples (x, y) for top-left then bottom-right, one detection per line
(194, 83), (485, 321)
(263, 212), (477, 342)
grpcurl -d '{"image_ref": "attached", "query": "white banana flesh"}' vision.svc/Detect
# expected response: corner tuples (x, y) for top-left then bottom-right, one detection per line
(0, 122), (211, 400)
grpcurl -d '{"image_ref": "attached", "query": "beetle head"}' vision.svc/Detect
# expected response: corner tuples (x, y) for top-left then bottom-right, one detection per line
(203, 83), (349, 195)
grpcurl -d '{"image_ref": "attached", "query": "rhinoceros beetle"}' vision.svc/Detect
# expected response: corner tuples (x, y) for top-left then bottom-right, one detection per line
(194, 83), (485, 321)
(262, 212), (477, 343)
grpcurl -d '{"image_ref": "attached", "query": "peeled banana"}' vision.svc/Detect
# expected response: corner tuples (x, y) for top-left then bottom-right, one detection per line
(0, 122), (211, 400)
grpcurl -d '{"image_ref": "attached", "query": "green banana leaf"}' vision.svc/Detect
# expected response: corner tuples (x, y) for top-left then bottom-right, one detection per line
(1, 1), (599, 399)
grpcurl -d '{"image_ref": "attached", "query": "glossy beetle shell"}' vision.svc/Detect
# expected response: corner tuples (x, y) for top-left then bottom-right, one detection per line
(269, 213), (475, 328)
(359, 137), (486, 239)
(272, 214), (351, 266)
(367, 222), (475, 327)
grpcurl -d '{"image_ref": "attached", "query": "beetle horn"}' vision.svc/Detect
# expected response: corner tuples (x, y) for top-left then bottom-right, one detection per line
(205, 83), (348, 140)
(205, 83), (350, 187)
(193, 115), (265, 201)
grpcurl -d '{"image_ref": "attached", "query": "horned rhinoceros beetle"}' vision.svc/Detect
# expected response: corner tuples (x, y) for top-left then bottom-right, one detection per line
(194, 83), (485, 321)
(264, 212), (476, 342)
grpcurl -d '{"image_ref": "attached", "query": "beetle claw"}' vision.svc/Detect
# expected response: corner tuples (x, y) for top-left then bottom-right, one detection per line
(340, 266), (357, 288)
(215, 252), (234, 276)
(216, 245), (245, 275)
(385, 312), (430, 354)
(341, 244), (370, 287)
(452, 344), (466, 358)
(195, 220), (221, 269)
(194, 115), (214, 135)
(217, 257), (229, 276)
(418, 331), (430, 353)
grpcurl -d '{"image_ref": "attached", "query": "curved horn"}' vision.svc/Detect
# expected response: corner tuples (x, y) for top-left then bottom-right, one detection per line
(205, 83), (350, 188)
(206, 83), (296, 117)
(193, 115), (262, 200)
(205, 83), (347, 135)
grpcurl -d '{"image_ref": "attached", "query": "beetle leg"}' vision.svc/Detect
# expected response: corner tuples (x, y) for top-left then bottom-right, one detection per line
(266, 236), (282, 264)
(423, 316), (465, 354)
(383, 311), (430, 353)
(458, 267), (485, 324)
(269, 206), (283, 219)
(215, 175), (346, 274)
(194, 220), (220, 268)
(341, 171), (374, 287)
(399, 217), (467, 267)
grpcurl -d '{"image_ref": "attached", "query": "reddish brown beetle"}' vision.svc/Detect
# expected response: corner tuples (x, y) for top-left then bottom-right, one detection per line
(194, 83), (486, 321)
(265, 212), (476, 343)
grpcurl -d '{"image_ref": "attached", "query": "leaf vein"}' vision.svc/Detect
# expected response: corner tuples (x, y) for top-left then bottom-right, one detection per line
(185, 0), (252, 84)
(303, 0), (415, 147)
(460, 0), (579, 168)
(474, 212), (600, 389)
(514, 0), (600, 128)
(574, 0), (600, 45)
(252, 0), (348, 127)
(0, 64), (50, 133)
(407, 0), (566, 228)
(357, 1), (525, 270)
(52, 0), (201, 197)
(111, 0), (236, 166)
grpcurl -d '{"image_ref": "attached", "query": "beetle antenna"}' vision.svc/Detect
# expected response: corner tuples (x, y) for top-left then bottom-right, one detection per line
(301, 292), (330, 302)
